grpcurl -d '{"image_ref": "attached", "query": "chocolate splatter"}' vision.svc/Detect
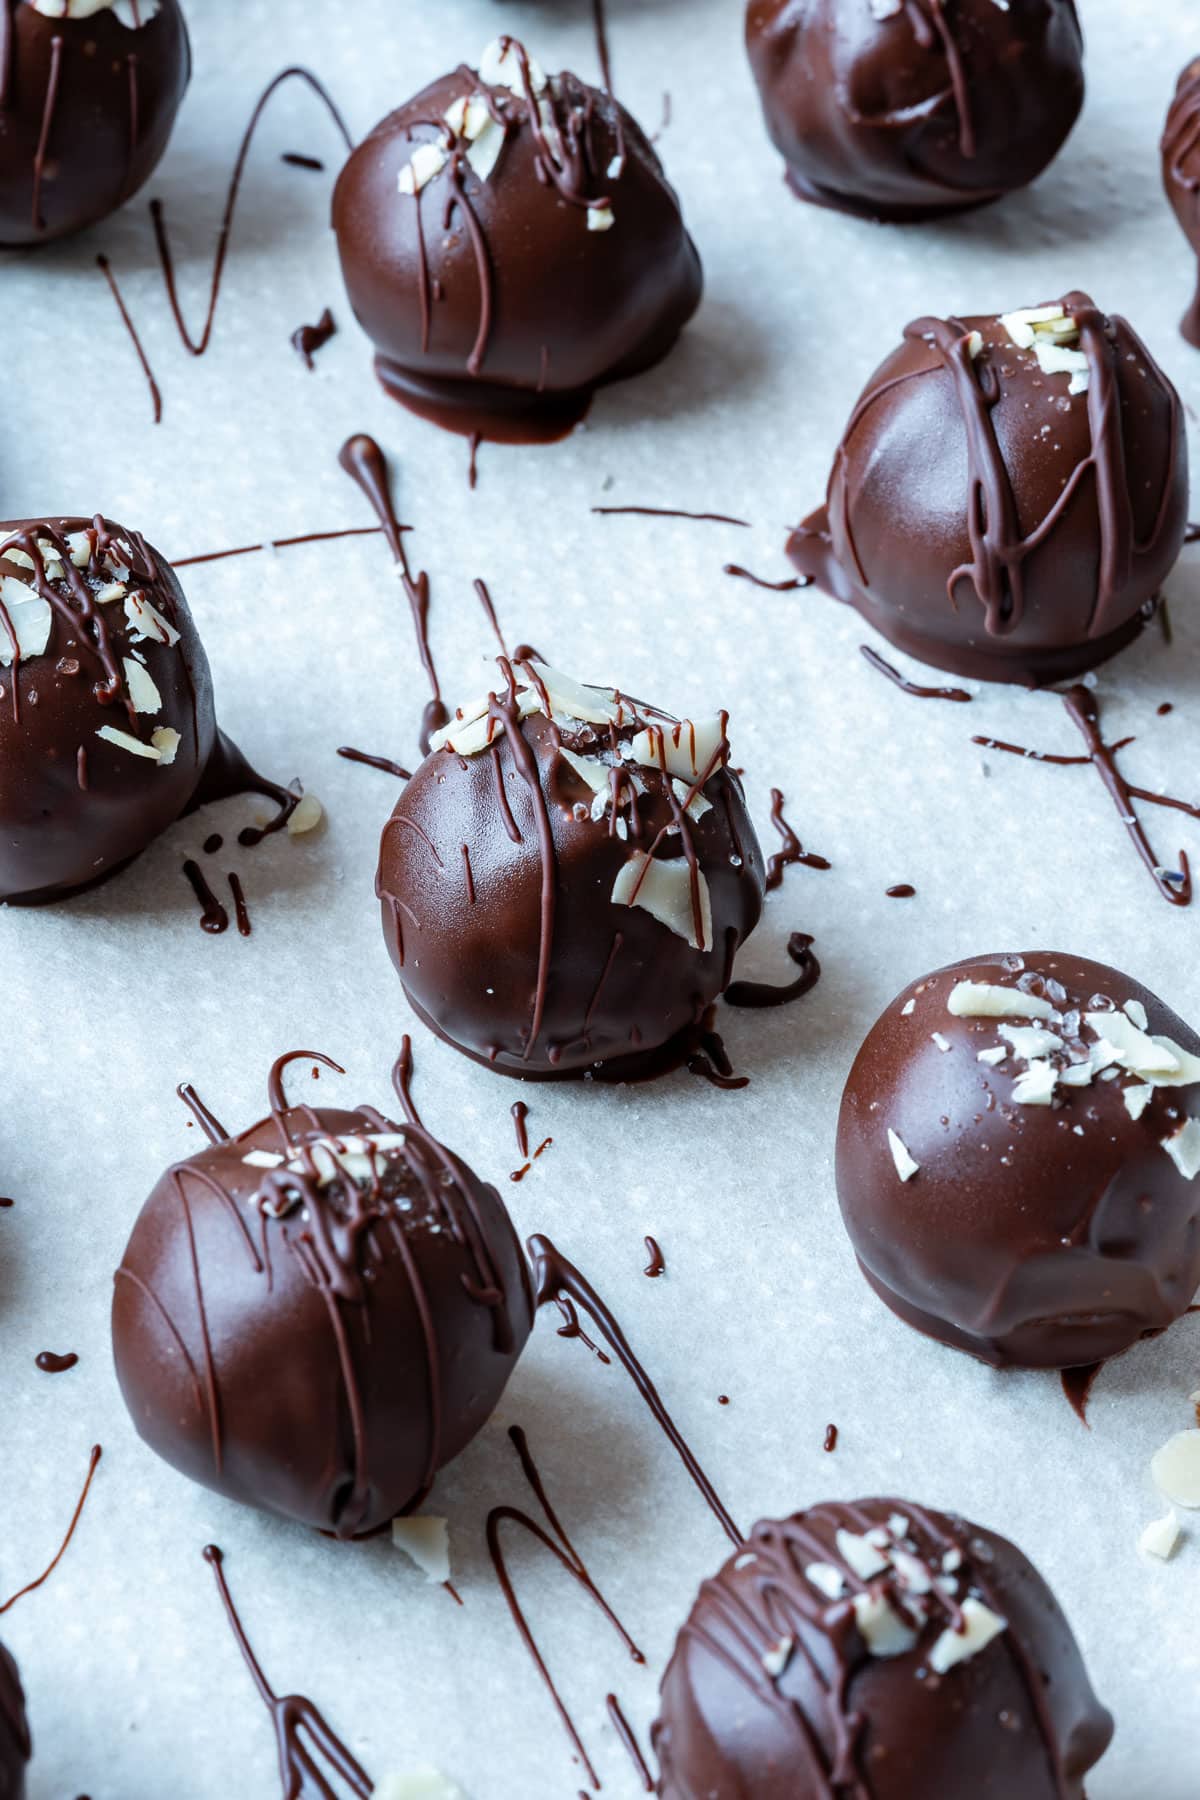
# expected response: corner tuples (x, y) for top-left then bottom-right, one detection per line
(643, 1236), (665, 1278)
(824, 1423), (838, 1453)
(886, 883), (916, 898)
(35, 1352), (78, 1375)
(766, 790), (831, 889)
(291, 307), (336, 370)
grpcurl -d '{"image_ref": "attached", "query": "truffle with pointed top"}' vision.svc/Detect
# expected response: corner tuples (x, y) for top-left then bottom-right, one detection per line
(1163, 58), (1200, 348)
(376, 658), (765, 1078)
(331, 37), (702, 443)
(653, 1496), (1113, 1798)
(789, 295), (1188, 685)
(0, 0), (191, 247)
(836, 952), (1200, 1369)
(111, 1056), (534, 1536)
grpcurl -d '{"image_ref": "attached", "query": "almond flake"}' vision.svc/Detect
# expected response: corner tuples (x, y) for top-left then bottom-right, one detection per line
(947, 982), (1056, 1021)
(928, 1598), (1006, 1673)
(96, 724), (160, 760)
(886, 1129), (919, 1182)
(611, 853), (712, 952)
(391, 1516), (450, 1585)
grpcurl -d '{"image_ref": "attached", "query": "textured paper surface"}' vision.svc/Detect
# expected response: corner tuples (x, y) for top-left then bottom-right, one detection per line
(2, 1), (1199, 1795)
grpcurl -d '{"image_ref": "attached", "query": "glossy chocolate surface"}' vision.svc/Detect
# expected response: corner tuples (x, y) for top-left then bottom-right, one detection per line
(789, 296), (1188, 685)
(836, 952), (1200, 1369)
(745, 0), (1084, 221)
(0, 0), (191, 247)
(332, 42), (702, 442)
(112, 1096), (534, 1537)
(0, 1644), (28, 1800)
(654, 1496), (1113, 1798)
(1163, 57), (1200, 347)
(376, 662), (765, 1078)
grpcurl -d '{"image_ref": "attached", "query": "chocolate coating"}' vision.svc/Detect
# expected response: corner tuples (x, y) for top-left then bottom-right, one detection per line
(0, 0), (191, 248)
(837, 952), (1200, 1369)
(789, 294), (1188, 685)
(0, 1644), (29, 1800)
(745, 0), (1084, 222)
(653, 1497), (1113, 1798)
(112, 1095), (534, 1537)
(0, 516), (216, 903)
(1163, 58), (1200, 349)
(376, 663), (765, 1078)
(332, 41), (702, 443)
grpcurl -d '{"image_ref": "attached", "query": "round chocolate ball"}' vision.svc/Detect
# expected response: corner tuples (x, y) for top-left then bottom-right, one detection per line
(789, 294), (1188, 685)
(0, 1644), (29, 1800)
(836, 951), (1200, 1370)
(745, 0), (1084, 222)
(112, 1093), (534, 1536)
(653, 1497), (1113, 1798)
(1163, 59), (1200, 349)
(0, 515), (216, 902)
(376, 659), (765, 1079)
(0, 0), (191, 248)
(332, 36), (702, 444)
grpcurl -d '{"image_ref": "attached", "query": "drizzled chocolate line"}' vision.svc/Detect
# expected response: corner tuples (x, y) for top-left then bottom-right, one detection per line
(336, 746), (411, 780)
(973, 686), (1197, 906)
(474, 578), (508, 656)
(766, 790), (830, 889)
(97, 253), (163, 424)
(1164, 65), (1200, 344)
(860, 643), (971, 703)
(203, 1546), (372, 1800)
(183, 859), (230, 934)
(593, 506), (751, 527)
(173, 526), (385, 569)
(726, 931), (820, 1009)
(0, 1445), (101, 1614)
(590, 0), (625, 170)
(487, 1425), (643, 1789)
(177, 1082), (229, 1143)
(291, 307), (336, 370)
(606, 1694), (654, 1792)
(724, 563), (807, 592)
(282, 152), (325, 171)
(511, 1100), (530, 1158)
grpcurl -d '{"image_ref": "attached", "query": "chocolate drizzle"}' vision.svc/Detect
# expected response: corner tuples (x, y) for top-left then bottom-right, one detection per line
(0, 1444), (101, 1614)
(183, 859), (230, 934)
(97, 252), (163, 423)
(337, 746), (412, 780)
(291, 307), (336, 370)
(594, 506), (750, 528)
(724, 563), (807, 592)
(860, 643), (971, 703)
(726, 932), (820, 1009)
(1163, 60), (1200, 347)
(766, 790), (830, 889)
(203, 1545), (372, 1800)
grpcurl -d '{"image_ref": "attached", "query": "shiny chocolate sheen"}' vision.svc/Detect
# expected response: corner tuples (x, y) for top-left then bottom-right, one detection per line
(376, 680), (765, 1077)
(745, 0), (1084, 221)
(0, 0), (191, 247)
(789, 296), (1187, 685)
(1163, 58), (1200, 348)
(0, 515), (216, 903)
(112, 1102), (534, 1537)
(0, 1644), (28, 1800)
(332, 54), (702, 443)
(836, 952), (1200, 1369)
(654, 1497), (1113, 1798)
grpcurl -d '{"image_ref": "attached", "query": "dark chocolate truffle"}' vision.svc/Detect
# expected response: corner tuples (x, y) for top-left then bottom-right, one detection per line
(0, 1644), (29, 1800)
(0, 515), (216, 902)
(376, 659), (765, 1078)
(836, 952), (1200, 1370)
(331, 36), (702, 443)
(112, 1072), (534, 1537)
(1163, 58), (1200, 349)
(653, 1497), (1113, 1798)
(790, 294), (1188, 685)
(744, 0), (1084, 222)
(0, 0), (191, 248)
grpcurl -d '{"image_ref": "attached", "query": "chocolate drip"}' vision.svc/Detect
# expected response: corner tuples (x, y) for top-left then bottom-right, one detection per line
(228, 872), (251, 937)
(183, 859), (229, 934)
(97, 254), (163, 424)
(187, 729), (299, 844)
(594, 506), (750, 527)
(474, 577), (509, 656)
(177, 1082), (229, 1144)
(530, 1234), (741, 1545)
(291, 307), (336, 370)
(1061, 1362), (1102, 1427)
(860, 643), (971, 702)
(203, 1546), (372, 1800)
(511, 1101), (530, 1159)
(606, 1694), (654, 1792)
(687, 1008), (750, 1091)
(282, 151), (325, 171)
(1163, 62), (1200, 347)
(886, 883), (916, 898)
(766, 790), (830, 889)
(643, 1235), (665, 1278)
(726, 932), (820, 1009)
(724, 563), (807, 592)
(0, 1445), (101, 1614)
(337, 746), (411, 780)
(823, 1422), (838, 1452)
(35, 1351), (78, 1374)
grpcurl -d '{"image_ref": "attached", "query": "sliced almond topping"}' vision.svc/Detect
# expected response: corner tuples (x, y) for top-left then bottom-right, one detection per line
(1151, 1429), (1200, 1507)
(886, 1129), (919, 1182)
(947, 982), (1056, 1021)
(611, 853), (712, 952)
(96, 724), (160, 760)
(391, 1516), (450, 1585)
(928, 1598), (1006, 1673)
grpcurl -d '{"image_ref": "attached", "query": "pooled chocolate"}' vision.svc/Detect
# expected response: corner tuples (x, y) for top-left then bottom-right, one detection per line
(0, 0), (191, 247)
(744, 0), (1084, 222)
(332, 36), (702, 443)
(653, 1497), (1113, 1798)
(376, 658), (765, 1078)
(0, 515), (216, 902)
(790, 295), (1188, 685)
(0, 1643), (28, 1799)
(112, 1060), (534, 1537)
(1163, 58), (1200, 349)
(837, 952), (1200, 1369)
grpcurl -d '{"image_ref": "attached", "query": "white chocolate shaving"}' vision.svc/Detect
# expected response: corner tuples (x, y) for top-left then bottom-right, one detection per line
(123, 656), (162, 715)
(628, 717), (725, 784)
(96, 724), (160, 760)
(1138, 1511), (1182, 1560)
(886, 1129), (918, 1183)
(1162, 1119), (1200, 1181)
(928, 1598), (1007, 1673)
(611, 853), (712, 952)
(287, 793), (323, 836)
(1151, 1430), (1200, 1507)
(947, 982), (1056, 1021)
(150, 727), (181, 766)
(0, 579), (51, 665)
(852, 1591), (918, 1658)
(391, 1516), (450, 1585)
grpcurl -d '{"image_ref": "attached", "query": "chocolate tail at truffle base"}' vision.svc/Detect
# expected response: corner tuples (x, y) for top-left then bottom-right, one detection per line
(652, 1497), (1113, 1799)
(331, 38), (702, 445)
(111, 1052), (535, 1537)
(744, 0), (1085, 224)
(0, 0), (191, 247)
(1163, 57), (1200, 349)
(836, 952), (1200, 1370)
(788, 294), (1188, 686)
(375, 657), (766, 1080)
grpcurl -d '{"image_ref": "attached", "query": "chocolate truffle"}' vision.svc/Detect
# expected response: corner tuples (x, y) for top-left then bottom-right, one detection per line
(837, 952), (1200, 1370)
(332, 36), (702, 443)
(1163, 59), (1200, 349)
(0, 0), (191, 248)
(376, 659), (765, 1078)
(0, 515), (216, 902)
(790, 294), (1188, 685)
(745, 0), (1084, 222)
(653, 1497), (1113, 1798)
(112, 1070), (534, 1537)
(0, 1644), (29, 1800)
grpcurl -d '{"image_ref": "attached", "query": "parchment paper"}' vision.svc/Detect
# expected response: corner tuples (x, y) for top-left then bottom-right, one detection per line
(1, 1), (1198, 1794)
